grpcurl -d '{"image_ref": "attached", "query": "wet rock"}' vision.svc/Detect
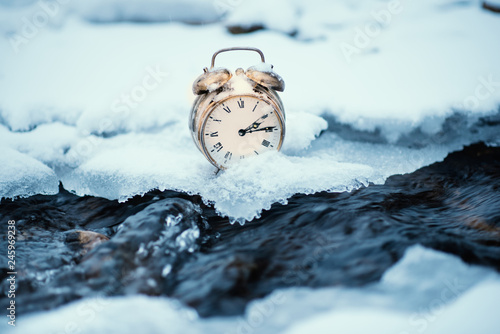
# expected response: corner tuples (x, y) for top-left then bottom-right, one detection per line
(0, 189), (206, 314)
(65, 231), (109, 256)
(482, 1), (500, 13)
(226, 24), (265, 35)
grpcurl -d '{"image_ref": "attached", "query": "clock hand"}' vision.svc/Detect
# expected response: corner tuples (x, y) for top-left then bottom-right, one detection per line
(238, 114), (269, 136)
(246, 126), (276, 134)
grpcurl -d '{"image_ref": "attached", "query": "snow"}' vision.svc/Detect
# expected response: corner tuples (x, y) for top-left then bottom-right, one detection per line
(249, 62), (274, 73)
(225, 72), (257, 94)
(6, 245), (500, 334)
(283, 246), (500, 334)
(0, 122), (78, 168)
(1, 0), (500, 221)
(0, 0), (222, 29)
(0, 147), (59, 199)
(72, 0), (222, 24)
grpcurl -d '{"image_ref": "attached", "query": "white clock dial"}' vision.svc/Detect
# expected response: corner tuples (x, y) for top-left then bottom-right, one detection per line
(201, 95), (283, 169)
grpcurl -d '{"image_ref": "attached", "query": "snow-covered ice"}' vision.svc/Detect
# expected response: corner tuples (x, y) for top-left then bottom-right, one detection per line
(1, 0), (500, 221)
(0, 147), (59, 198)
(4, 245), (500, 334)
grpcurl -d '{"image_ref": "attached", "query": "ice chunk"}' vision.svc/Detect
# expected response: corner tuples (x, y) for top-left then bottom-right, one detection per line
(282, 112), (328, 153)
(58, 124), (456, 223)
(0, 148), (59, 199)
(199, 151), (374, 223)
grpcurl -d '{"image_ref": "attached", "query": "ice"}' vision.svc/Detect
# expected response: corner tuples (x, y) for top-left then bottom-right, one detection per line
(59, 127), (452, 222)
(0, 147), (59, 199)
(197, 151), (374, 223)
(1, 1), (500, 220)
(282, 112), (328, 153)
(7, 245), (500, 334)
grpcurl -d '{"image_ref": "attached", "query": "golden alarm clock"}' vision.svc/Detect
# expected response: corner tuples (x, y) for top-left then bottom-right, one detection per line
(189, 47), (286, 170)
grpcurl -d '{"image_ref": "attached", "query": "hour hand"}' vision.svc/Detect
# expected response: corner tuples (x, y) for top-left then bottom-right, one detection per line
(238, 114), (269, 136)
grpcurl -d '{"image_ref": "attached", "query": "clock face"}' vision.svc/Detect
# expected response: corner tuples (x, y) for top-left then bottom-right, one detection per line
(201, 95), (284, 169)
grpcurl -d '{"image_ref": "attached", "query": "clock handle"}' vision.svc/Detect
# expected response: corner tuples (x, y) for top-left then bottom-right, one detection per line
(210, 47), (265, 69)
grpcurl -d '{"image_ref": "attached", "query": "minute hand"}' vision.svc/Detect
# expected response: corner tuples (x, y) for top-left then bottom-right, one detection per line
(243, 114), (269, 131)
(246, 126), (276, 134)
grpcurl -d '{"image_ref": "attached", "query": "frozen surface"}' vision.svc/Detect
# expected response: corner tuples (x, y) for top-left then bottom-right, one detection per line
(0, 147), (59, 199)
(7, 245), (500, 334)
(1, 0), (500, 220)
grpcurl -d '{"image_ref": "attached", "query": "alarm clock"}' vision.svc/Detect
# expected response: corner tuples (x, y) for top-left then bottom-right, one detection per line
(189, 47), (286, 170)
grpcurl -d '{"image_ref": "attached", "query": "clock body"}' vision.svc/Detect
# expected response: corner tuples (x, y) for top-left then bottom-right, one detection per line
(190, 83), (285, 169)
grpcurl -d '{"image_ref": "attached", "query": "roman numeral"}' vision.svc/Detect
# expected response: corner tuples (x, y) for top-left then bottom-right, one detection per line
(222, 104), (231, 113)
(237, 99), (244, 108)
(262, 139), (270, 147)
(205, 131), (218, 137)
(224, 152), (232, 160)
(209, 116), (222, 123)
(252, 102), (259, 112)
(211, 142), (223, 153)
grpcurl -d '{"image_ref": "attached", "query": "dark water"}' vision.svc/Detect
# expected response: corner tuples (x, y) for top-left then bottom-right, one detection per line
(1, 142), (500, 317)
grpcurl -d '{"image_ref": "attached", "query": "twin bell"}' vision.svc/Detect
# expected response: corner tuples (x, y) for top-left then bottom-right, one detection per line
(192, 47), (285, 95)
